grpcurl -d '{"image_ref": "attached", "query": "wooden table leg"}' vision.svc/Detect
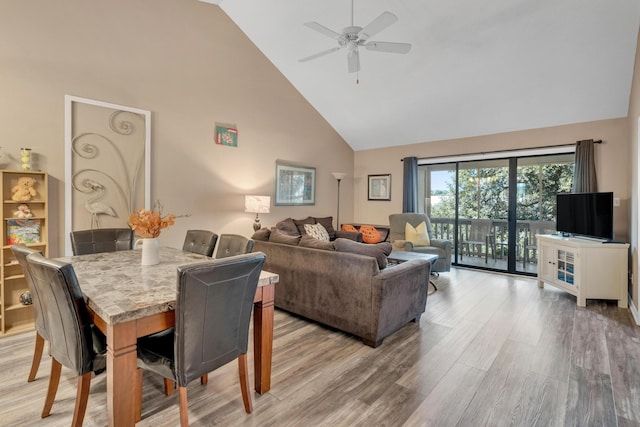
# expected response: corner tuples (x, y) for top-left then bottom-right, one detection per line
(253, 283), (274, 394)
(106, 321), (138, 427)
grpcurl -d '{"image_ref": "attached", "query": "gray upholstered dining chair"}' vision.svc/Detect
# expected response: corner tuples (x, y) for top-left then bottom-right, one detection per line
(182, 229), (218, 257)
(135, 252), (266, 426)
(214, 234), (255, 259)
(70, 228), (134, 255)
(11, 244), (47, 382)
(26, 252), (106, 427)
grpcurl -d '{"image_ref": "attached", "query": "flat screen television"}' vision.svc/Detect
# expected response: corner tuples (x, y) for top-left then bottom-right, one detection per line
(556, 192), (614, 240)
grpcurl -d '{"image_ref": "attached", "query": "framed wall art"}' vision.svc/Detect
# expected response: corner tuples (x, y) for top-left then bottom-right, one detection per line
(275, 161), (316, 205)
(64, 95), (151, 255)
(368, 174), (391, 201)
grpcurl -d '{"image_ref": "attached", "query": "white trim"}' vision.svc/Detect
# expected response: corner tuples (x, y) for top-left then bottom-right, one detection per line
(630, 299), (640, 326)
(418, 145), (576, 165)
(64, 95), (151, 255)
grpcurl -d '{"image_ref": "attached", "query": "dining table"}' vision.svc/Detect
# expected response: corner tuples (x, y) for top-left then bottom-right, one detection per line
(56, 246), (279, 427)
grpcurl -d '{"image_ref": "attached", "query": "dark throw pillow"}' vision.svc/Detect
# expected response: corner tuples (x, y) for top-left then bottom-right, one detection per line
(333, 238), (392, 269)
(299, 234), (336, 251)
(275, 218), (299, 236)
(251, 227), (271, 241)
(269, 227), (301, 245)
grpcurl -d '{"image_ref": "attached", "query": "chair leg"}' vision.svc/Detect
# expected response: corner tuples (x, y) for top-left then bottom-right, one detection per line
(28, 332), (45, 382)
(42, 358), (62, 418)
(71, 372), (92, 427)
(178, 386), (189, 427)
(201, 374), (208, 385)
(164, 378), (175, 396)
(238, 353), (253, 413)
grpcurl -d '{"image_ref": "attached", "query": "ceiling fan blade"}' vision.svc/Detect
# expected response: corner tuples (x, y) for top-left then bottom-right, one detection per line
(359, 12), (398, 40)
(364, 41), (412, 54)
(304, 21), (342, 40)
(299, 46), (342, 63)
(299, 46), (342, 62)
(347, 49), (360, 73)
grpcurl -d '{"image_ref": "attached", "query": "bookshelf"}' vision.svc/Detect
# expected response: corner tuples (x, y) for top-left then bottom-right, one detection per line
(0, 170), (48, 337)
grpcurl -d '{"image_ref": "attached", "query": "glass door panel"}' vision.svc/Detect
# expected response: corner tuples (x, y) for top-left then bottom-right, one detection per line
(457, 159), (509, 271)
(419, 163), (457, 265)
(516, 154), (574, 273)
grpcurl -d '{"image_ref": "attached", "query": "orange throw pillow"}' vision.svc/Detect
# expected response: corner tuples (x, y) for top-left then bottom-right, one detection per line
(360, 225), (382, 244)
(341, 224), (358, 232)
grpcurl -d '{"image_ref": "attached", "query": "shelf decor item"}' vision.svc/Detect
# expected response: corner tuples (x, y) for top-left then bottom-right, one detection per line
(19, 290), (32, 305)
(7, 219), (41, 245)
(20, 148), (32, 171)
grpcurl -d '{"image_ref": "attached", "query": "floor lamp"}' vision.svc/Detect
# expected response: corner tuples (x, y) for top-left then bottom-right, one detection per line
(332, 172), (346, 230)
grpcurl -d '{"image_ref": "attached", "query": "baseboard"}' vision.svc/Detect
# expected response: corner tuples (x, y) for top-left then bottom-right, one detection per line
(630, 298), (640, 326)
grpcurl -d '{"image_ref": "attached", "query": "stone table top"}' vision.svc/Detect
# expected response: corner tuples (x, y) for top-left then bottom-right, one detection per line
(56, 247), (279, 325)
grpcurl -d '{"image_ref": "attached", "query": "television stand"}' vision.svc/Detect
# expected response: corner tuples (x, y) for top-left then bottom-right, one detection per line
(537, 234), (629, 307)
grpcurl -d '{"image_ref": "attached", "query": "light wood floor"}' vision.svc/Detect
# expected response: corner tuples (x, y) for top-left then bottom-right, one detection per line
(2, 267), (640, 426)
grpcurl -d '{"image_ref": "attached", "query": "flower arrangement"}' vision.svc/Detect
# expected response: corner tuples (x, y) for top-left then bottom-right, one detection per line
(128, 202), (176, 238)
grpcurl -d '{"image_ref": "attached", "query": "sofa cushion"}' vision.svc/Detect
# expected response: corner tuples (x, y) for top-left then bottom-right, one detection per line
(341, 224), (358, 233)
(314, 216), (336, 240)
(359, 225), (382, 244)
(276, 218), (299, 236)
(252, 227), (271, 241)
(304, 223), (330, 241)
(269, 228), (301, 245)
(334, 238), (392, 269)
(405, 221), (430, 246)
(294, 217), (315, 235)
(299, 234), (336, 250)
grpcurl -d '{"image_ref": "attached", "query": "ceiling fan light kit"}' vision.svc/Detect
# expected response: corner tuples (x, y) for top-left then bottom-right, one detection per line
(299, 0), (411, 75)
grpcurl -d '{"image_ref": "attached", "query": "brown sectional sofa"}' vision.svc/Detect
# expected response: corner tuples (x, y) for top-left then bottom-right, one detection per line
(252, 219), (431, 347)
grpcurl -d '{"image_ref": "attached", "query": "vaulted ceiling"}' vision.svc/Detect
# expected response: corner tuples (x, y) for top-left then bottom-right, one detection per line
(204, 0), (640, 151)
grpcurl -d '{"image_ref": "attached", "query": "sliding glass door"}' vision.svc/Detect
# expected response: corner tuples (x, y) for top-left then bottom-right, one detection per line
(419, 152), (574, 275)
(515, 154), (574, 273)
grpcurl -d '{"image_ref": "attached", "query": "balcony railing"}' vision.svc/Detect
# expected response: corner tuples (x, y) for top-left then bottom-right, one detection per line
(430, 217), (555, 271)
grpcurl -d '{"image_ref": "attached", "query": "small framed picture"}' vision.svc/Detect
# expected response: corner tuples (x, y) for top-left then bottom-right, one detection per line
(368, 174), (391, 201)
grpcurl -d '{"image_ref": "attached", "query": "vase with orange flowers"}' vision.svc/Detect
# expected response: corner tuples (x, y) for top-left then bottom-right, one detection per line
(129, 203), (176, 265)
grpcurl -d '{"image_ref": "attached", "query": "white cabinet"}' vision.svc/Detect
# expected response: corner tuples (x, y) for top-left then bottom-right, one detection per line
(537, 234), (629, 307)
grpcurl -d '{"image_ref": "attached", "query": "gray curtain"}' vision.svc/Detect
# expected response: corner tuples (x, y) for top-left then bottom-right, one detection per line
(572, 139), (597, 193)
(402, 157), (418, 212)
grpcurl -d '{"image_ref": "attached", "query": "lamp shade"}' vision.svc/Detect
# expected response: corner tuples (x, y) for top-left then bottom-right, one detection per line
(332, 172), (347, 181)
(244, 195), (271, 213)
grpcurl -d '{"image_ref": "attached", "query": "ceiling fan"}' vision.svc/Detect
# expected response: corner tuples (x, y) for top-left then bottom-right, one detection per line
(299, 0), (412, 74)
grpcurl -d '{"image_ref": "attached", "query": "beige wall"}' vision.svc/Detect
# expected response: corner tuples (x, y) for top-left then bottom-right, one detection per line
(355, 119), (630, 241)
(0, 0), (353, 256)
(627, 27), (640, 312)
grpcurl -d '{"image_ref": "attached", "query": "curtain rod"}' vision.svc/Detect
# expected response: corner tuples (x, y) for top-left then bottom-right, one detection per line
(400, 139), (603, 162)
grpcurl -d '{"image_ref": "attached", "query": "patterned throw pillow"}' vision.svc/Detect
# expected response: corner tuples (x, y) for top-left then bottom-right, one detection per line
(304, 223), (330, 242)
(405, 221), (430, 246)
(359, 225), (382, 244)
(341, 224), (358, 233)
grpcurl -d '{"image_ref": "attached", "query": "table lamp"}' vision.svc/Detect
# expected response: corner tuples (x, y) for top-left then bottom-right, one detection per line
(245, 195), (271, 232)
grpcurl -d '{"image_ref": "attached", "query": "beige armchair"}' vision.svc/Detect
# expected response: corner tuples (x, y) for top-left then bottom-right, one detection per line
(389, 213), (452, 272)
